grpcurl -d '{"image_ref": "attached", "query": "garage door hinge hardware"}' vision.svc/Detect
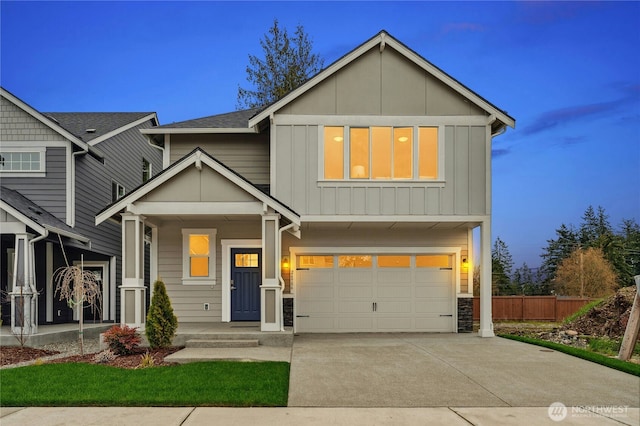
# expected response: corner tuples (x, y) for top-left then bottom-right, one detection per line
(297, 268), (310, 271)
(372, 302), (377, 312)
(440, 267), (453, 270)
(296, 315), (310, 318)
(440, 314), (453, 317)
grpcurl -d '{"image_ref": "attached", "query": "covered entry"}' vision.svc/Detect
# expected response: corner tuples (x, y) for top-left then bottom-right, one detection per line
(293, 249), (457, 333)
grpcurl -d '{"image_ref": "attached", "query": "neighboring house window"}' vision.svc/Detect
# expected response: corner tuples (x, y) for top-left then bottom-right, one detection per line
(323, 126), (439, 180)
(142, 158), (151, 182)
(182, 228), (217, 285)
(0, 150), (45, 173)
(111, 181), (125, 202)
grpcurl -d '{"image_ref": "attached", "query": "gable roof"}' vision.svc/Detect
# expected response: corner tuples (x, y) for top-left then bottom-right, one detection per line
(0, 87), (104, 158)
(248, 30), (515, 132)
(44, 112), (158, 145)
(0, 186), (89, 243)
(95, 147), (300, 226)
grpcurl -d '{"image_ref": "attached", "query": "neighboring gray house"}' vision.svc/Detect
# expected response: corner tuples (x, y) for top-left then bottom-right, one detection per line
(0, 87), (162, 333)
(97, 31), (515, 336)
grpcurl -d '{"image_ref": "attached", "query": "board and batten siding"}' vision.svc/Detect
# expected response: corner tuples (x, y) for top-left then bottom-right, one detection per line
(168, 133), (270, 185)
(274, 124), (487, 216)
(157, 219), (262, 322)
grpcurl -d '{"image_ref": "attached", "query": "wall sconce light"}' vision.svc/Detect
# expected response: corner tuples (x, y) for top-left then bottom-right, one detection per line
(282, 256), (290, 270)
(462, 258), (469, 273)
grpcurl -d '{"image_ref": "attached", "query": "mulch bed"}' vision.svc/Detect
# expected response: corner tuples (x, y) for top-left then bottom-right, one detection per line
(1, 346), (183, 369)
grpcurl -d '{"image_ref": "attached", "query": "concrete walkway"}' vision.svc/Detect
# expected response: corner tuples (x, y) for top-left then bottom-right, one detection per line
(288, 333), (640, 407)
(2, 406), (639, 425)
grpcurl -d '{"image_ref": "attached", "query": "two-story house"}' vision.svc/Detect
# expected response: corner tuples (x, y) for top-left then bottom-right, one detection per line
(97, 31), (514, 337)
(0, 88), (162, 334)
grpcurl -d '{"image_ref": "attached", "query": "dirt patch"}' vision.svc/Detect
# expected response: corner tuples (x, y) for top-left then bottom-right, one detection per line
(562, 286), (637, 339)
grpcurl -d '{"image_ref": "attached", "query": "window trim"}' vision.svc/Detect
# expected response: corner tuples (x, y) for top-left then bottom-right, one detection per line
(319, 124), (444, 183)
(182, 228), (217, 285)
(111, 180), (125, 202)
(142, 158), (152, 182)
(0, 147), (46, 176)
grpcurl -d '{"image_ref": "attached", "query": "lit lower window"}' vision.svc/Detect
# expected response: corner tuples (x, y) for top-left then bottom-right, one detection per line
(189, 235), (209, 277)
(182, 229), (217, 284)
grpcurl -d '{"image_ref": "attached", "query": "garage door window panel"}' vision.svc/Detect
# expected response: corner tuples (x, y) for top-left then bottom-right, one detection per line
(338, 255), (372, 268)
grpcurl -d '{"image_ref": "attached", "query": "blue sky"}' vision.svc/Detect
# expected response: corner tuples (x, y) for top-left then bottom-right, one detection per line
(2, 1), (639, 269)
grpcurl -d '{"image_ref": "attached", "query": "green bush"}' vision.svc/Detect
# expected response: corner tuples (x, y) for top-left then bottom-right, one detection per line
(103, 325), (141, 355)
(146, 279), (178, 348)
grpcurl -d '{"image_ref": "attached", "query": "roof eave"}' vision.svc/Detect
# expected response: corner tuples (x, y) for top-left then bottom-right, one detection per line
(141, 127), (258, 135)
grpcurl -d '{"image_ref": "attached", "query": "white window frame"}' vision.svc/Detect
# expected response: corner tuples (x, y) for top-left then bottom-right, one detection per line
(0, 147), (46, 177)
(182, 228), (217, 286)
(112, 180), (125, 202)
(142, 158), (152, 182)
(319, 124), (445, 184)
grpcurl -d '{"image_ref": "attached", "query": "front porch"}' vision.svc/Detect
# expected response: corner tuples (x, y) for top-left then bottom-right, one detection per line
(1, 322), (293, 348)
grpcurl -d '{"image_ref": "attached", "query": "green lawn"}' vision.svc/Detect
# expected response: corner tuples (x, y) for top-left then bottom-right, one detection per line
(499, 334), (640, 377)
(0, 361), (290, 407)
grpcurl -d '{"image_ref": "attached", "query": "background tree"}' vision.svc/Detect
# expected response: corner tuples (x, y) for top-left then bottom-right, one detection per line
(540, 223), (579, 282)
(146, 279), (178, 348)
(553, 247), (617, 298)
(237, 19), (324, 109)
(492, 237), (514, 295)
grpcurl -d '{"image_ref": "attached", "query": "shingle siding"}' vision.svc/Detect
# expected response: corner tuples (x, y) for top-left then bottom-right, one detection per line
(1, 97), (66, 142)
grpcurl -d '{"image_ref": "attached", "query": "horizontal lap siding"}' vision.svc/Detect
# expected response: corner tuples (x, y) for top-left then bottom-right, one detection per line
(169, 134), (269, 185)
(275, 124), (487, 216)
(0, 148), (68, 221)
(158, 220), (262, 322)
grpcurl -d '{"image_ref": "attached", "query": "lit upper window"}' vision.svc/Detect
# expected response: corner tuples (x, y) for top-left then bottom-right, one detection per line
(323, 126), (438, 181)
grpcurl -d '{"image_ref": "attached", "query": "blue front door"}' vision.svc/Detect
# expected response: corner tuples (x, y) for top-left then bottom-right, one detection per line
(231, 248), (261, 321)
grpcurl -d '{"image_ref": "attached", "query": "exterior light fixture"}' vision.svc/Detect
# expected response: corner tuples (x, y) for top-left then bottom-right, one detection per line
(282, 256), (290, 270)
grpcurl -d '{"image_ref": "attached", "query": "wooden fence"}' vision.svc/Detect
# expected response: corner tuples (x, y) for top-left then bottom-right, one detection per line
(472, 296), (593, 322)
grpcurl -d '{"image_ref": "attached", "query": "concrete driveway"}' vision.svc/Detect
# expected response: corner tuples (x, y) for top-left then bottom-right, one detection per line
(288, 333), (640, 408)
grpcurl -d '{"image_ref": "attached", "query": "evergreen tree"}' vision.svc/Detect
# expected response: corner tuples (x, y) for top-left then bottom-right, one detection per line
(146, 280), (178, 348)
(492, 237), (514, 295)
(540, 223), (578, 282)
(237, 19), (324, 109)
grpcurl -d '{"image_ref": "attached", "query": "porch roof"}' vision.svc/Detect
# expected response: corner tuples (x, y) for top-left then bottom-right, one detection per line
(0, 186), (90, 243)
(95, 148), (300, 226)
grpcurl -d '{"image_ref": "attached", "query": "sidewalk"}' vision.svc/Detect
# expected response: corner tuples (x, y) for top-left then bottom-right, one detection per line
(2, 406), (638, 425)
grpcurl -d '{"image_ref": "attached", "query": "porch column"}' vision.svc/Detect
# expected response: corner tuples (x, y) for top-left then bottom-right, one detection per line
(261, 213), (282, 332)
(120, 213), (146, 330)
(10, 233), (37, 335)
(478, 219), (494, 337)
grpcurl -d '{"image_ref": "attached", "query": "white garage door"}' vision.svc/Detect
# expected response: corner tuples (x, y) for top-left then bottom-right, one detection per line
(295, 254), (455, 333)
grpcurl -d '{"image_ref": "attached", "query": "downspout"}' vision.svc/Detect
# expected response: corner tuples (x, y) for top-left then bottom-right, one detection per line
(70, 148), (88, 228)
(278, 222), (297, 331)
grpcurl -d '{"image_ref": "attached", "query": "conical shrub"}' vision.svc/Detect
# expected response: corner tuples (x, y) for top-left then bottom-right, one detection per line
(145, 279), (178, 348)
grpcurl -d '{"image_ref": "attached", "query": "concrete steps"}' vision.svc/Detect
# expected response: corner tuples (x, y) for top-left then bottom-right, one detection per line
(186, 339), (259, 348)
